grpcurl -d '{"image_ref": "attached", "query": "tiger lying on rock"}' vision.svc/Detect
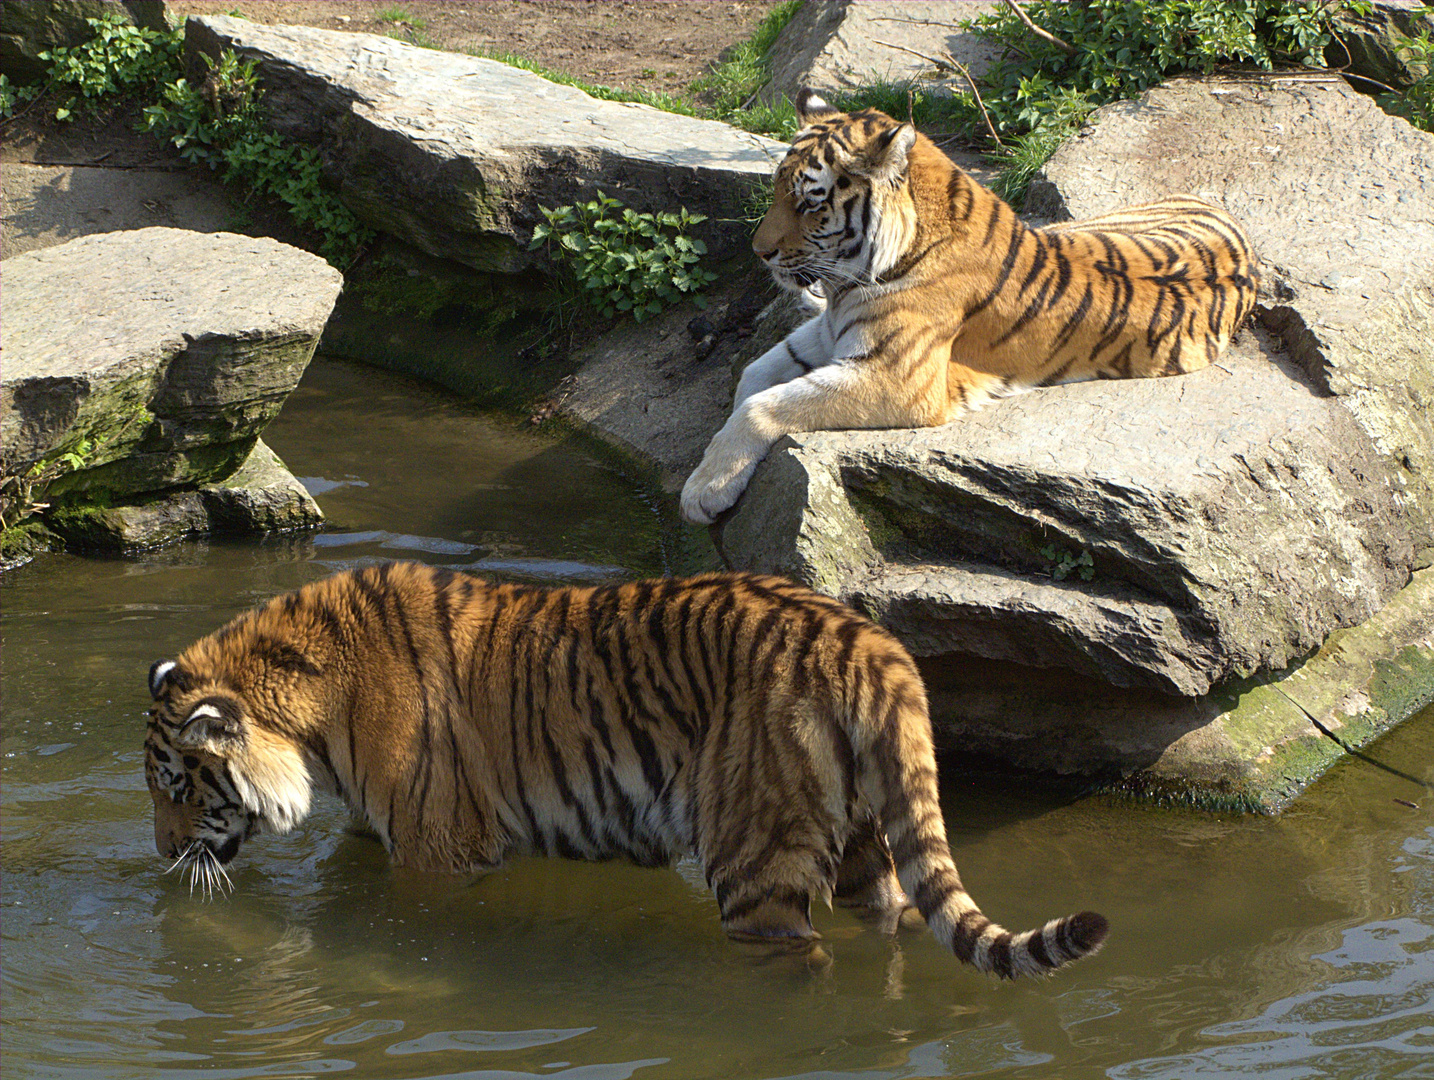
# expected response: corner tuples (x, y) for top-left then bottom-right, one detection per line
(681, 89), (1259, 525)
(144, 561), (1107, 979)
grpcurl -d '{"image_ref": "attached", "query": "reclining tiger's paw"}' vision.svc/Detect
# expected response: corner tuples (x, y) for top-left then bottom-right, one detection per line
(680, 450), (760, 525)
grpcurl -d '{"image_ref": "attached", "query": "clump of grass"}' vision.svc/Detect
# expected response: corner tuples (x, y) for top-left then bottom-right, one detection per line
(691, 0), (804, 134)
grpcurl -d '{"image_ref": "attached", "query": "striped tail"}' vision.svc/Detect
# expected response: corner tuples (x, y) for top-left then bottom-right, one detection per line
(856, 657), (1109, 978)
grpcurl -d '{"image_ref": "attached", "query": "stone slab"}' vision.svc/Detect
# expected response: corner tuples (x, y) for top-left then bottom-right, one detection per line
(1027, 74), (1434, 552)
(1, 227), (342, 515)
(716, 326), (1412, 697)
(49, 438), (323, 550)
(765, 1), (1003, 103)
(184, 15), (788, 274)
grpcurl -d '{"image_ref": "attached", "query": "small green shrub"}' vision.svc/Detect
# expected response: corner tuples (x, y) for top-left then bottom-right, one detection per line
(0, 438), (95, 531)
(529, 193), (717, 323)
(1039, 543), (1095, 582)
(142, 49), (372, 265)
(39, 12), (182, 120)
(1377, 5), (1434, 131)
(0, 73), (41, 119)
(956, 1), (1371, 201)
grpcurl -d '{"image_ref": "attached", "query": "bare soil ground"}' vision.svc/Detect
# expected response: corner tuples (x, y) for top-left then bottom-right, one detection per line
(167, 1), (779, 92)
(4, 2), (779, 166)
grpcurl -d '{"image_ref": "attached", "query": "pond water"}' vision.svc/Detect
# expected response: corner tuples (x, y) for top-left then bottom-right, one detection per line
(4, 358), (1432, 1080)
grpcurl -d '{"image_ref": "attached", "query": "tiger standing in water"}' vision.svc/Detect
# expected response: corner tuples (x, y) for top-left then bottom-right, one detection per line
(144, 562), (1108, 979)
(681, 89), (1259, 524)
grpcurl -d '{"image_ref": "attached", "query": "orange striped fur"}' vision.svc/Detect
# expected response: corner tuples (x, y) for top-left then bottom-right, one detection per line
(144, 562), (1107, 978)
(680, 89), (1259, 523)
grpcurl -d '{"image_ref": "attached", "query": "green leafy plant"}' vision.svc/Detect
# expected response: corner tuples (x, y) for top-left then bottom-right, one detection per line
(954, 0), (1370, 202)
(142, 49), (372, 265)
(529, 193), (717, 322)
(0, 73), (41, 120)
(1377, 5), (1434, 131)
(0, 438), (95, 531)
(38, 11), (182, 120)
(1039, 543), (1095, 582)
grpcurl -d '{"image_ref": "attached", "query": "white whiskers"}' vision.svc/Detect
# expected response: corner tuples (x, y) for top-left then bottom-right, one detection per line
(166, 842), (233, 901)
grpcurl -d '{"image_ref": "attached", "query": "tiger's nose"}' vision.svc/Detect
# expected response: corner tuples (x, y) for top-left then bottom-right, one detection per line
(754, 246), (778, 262)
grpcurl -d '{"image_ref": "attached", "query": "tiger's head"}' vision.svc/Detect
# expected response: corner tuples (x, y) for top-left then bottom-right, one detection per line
(144, 649), (317, 895)
(753, 89), (920, 294)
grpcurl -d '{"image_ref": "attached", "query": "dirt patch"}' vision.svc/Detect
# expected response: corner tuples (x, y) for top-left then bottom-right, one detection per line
(167, 1), (780, 92)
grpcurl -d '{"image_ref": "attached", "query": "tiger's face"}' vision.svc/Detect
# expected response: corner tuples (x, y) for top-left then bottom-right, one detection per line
(752, 90), (918, 293)
(144, 657), (314, 894)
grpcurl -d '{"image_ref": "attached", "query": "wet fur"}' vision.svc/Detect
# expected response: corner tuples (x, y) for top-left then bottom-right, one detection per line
(681, 90), (1259, 524)
(145, 562), (1108, 978)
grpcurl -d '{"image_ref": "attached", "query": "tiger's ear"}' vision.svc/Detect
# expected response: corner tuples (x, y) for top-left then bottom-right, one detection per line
(860, 123), (917, 182)
(795, 87), (840, 127)
(173, 698), (245, 752)
(149, 659), (187, 700)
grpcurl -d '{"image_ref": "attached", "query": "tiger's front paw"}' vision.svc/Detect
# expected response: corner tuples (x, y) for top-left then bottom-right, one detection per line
(680, 449), (760, 525)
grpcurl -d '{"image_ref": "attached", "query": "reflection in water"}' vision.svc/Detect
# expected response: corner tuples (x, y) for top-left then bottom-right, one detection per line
(3, 357), (1433, 1079)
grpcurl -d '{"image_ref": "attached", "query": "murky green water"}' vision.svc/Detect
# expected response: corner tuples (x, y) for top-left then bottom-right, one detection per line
(4, 358), (1432, 1080)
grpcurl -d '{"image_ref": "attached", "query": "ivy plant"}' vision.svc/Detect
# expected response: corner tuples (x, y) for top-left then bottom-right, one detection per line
(38, 12), (182, 120)
(142, 49), (372, 265)
(529, 193), (717, 323)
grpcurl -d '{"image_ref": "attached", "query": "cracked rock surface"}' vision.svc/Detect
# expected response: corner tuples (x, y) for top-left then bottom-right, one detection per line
(185, 15), (787, 274)
(2, 227), (338, 541)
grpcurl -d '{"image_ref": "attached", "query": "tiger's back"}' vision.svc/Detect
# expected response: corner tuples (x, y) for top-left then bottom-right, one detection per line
(145, 562), (1108, 978)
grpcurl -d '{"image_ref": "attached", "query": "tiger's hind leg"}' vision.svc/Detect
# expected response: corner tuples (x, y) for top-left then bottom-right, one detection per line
(835, 813), (920, 934)
(716, 879), (817, 943)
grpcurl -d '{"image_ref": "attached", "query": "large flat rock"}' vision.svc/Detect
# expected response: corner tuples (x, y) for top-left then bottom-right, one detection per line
(765, 1), (1003, 102)
(1027, 74), (1434, 548)
(185, 15), (788, 274)
(717, 328), (1411, 697)
(716, 73), (1433, 708)
(1, 227), (341, 514)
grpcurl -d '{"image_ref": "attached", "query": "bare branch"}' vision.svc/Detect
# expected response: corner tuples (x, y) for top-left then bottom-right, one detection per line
(947, 55), (1004, 148)
(1002, 0), (1075, 54)
(870, 37), (1004, 148)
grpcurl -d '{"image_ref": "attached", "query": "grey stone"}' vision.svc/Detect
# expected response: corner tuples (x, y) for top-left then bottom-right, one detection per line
(50, 438), (322, 551)
(183, 15), (787, 274)
(765, 1), (1003, 104)
(1027, 74), (1434, 550)
(1328, 0), (1434, 91)
(918, 566), (1434, 813)
(716, 326), (1412, 697)
(1, 227), (342, 523)
(200, 437), (322, 534)
(0, 1), (168, 84)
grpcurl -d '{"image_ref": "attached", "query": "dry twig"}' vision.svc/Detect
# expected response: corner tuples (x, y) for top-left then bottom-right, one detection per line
(1002, 0), (1075, 55)
(869, 37), (1005, 148)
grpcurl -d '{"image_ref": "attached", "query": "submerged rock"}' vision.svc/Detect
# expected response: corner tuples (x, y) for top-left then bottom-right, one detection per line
(183, 15), (787, 274)
(712, 73), (1434, 806)
(1, 227), (339, 546)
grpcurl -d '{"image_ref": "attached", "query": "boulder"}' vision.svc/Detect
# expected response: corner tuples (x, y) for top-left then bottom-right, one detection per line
(1027, 74), (1434, 547)
(50, 439), (321, 550)
(764, 1), (1004, 103)
(711, 73), (1434, 803)
(1328, 0), (1434, 91)
(183, 15), (787, 274)
(0, 0), (167, 85)
(1, 227), (340, 540)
